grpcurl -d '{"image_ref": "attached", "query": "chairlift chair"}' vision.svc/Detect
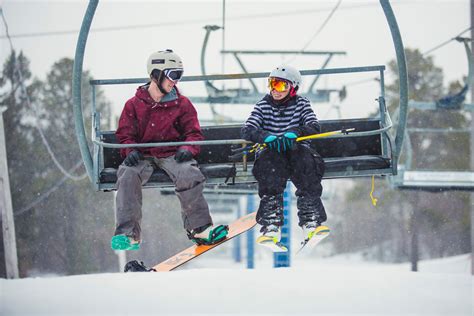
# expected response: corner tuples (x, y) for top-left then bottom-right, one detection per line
(72, 0), (409, 192)
(390, 38), (474, 191)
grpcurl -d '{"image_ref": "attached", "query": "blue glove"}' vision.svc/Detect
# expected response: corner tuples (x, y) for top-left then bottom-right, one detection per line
(282, 132), (298, 151)
(264, 135), (280, 151)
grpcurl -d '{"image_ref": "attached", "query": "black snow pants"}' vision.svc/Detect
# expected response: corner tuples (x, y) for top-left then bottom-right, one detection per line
(252, 145), (326, 228)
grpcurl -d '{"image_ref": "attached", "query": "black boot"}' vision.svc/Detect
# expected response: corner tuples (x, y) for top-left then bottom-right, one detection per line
(124, 260), (155, 272)
(256, 194), (284, 227)
(296, 195), (326, 227)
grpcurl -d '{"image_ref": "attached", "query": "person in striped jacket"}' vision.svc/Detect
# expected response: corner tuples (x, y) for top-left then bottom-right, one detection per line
(241, 65), (327, 251)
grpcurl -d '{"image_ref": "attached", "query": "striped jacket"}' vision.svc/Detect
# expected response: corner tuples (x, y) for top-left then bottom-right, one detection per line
(241, 94), (321, 147)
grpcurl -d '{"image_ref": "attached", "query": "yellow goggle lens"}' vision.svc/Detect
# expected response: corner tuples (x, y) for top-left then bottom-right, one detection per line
(268, 78), (290, 92)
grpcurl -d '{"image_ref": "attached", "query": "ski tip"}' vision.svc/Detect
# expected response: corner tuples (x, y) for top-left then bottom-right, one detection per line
(256, 236), (288, 252)
(315, 225), (330, 235)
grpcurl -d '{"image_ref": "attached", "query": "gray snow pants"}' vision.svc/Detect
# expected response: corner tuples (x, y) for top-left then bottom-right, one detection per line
(114, 156), (212, 241)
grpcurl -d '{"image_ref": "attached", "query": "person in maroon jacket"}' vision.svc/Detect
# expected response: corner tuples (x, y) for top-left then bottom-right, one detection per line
(111, 50), (228, 251)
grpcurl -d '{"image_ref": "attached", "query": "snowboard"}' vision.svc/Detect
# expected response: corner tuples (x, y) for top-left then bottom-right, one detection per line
(152, 212), (257, 272)
(296, 225), (330, 255)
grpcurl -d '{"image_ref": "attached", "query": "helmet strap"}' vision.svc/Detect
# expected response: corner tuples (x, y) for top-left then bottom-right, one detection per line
(289, 86), (297, 97)
(157, 77), (168, 94)
(151, 70), (168, 95)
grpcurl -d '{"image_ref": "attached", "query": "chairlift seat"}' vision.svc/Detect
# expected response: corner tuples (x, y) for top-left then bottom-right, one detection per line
(97, 117), (392, 191)
(99, 127), (239, 189)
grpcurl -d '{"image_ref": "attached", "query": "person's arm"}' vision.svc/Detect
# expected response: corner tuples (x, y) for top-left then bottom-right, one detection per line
(241, 103), (270, 143)
(116, 100), (140, 158)
(177, 97), (204, 157)
(290, 98), (321, 137)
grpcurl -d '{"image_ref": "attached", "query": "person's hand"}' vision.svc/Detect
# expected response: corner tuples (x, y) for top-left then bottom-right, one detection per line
(123, 150), (144, 167)
(282, 132), (298, 151)
(175, 148), (193, 163)
(264, 135), (280, 151)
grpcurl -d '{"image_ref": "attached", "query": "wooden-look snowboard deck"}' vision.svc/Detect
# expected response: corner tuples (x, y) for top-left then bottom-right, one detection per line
(153, 212), (257, 272)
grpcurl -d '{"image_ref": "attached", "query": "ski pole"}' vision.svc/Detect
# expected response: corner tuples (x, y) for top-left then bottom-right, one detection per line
(296, 128), (355, 141)
(229, 128), (355, 160)
(256, 128), (356, 150)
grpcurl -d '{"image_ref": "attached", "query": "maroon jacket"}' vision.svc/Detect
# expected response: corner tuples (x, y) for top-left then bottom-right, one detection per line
(116, 84), (203, 159)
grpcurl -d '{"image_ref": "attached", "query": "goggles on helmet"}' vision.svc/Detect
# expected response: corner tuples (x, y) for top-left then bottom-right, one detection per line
(268, 77), (290, 92)
(163, 68), (184, 82)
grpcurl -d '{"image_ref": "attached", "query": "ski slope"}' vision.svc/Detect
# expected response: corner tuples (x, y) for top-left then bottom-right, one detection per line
(1, 254), (471, 316)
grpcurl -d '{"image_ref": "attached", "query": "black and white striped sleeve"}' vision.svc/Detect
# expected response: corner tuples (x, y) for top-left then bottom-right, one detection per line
(295, 97), (321, 136)
(241, 102), (270, 143)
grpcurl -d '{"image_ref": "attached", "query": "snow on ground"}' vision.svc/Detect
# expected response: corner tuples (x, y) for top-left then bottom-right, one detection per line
(1, 254), (472, 316)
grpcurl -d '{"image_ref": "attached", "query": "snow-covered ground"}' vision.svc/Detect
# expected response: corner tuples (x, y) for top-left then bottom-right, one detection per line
(1, 253), (472, 316)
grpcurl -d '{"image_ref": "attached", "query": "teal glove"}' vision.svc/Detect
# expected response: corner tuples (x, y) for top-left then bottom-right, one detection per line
(283, 132), (298, 151)
(264, 135), (280, 151)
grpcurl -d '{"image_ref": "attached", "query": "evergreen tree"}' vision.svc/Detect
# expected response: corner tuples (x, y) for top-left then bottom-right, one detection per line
(30, 57), (115, 275)
(0, 52), (116, 276)
(0, 51), (44, 277)
(331, 48), (471, 262)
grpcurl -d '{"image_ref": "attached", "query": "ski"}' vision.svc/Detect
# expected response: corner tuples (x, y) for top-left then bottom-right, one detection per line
(296, 225), (330, 255)
(256, 236), (288, 252)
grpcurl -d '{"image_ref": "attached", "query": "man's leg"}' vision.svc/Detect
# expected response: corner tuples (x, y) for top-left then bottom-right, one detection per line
(114, 160), (154, 241)
(289, 146), (327, 227)
(155, 156), (212, 231)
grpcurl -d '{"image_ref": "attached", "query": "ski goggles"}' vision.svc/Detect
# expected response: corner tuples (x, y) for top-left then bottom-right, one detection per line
(268, 77), (290, 92)
(163, 68), (184, 82)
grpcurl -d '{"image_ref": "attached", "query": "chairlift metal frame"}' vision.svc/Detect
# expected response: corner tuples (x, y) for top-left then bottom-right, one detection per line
(198, 24), (347, 105)
(391, 38), (474, 191)
(72, 0), (408, 192)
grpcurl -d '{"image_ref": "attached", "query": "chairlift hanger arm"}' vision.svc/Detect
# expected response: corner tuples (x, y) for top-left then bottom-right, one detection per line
(409, 39), (473, 110)
(201, 25), (222, 94)
(72, 0), (98, 182)
(459, 37), (473, 88)
(380, 0), (408, 175)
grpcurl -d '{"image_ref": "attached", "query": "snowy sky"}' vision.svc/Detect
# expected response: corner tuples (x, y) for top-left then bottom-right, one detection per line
(0, 0), (471, 124)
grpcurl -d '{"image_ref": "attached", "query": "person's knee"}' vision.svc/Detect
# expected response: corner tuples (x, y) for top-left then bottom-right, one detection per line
(175, 166), (205, 190)
(117, 165), (142, 184)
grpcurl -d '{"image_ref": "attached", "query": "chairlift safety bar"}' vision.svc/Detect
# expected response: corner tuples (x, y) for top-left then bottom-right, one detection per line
(89, 65), (385, 86)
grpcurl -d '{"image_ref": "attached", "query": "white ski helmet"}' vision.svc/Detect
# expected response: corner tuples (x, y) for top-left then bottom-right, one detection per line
(269, 65), (302, 89)
(147, 49), (183, 78)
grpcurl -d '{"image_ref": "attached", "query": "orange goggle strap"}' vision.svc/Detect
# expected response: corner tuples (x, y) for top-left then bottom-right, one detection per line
(268, 78), (291, 92)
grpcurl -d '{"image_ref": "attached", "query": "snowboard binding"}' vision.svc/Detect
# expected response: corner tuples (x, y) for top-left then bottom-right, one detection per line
(124, 260), (156, 272)
(187, 224), (229, 245)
